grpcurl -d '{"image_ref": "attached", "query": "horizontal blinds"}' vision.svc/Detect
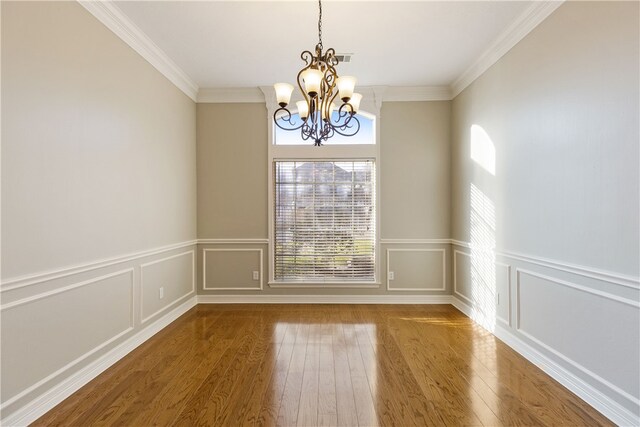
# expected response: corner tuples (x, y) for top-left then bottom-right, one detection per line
(274, 160), (376, 281)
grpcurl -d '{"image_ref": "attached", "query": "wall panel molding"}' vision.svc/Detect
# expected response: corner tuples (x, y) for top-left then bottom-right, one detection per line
(1, 269), (135, 409)
(198, 238), (269, 245)
(496, 261), (512, 327)
(452, 249), (511, 327)
(1, 297), (197, 427)
(515, 269), (639, 332)
(1, 241), (198, 424)
(386, 248), (446, 291)
(503, 249), (638, 290)
(1, 240), (197, 292)
(515, 269), (640, 410)
(140, 251), (196, 324)
(1, 268), (134, 312)
(452, 250), (474, 305)
(202, 248), (264, 291)
(451, 240), (639, 290)
(452, 296), (639, 427)
(380, 238), (451, 245)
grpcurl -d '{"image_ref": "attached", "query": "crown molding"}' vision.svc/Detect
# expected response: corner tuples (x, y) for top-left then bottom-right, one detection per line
(78, 0), (199, 102)
(198, 85), (451, 104)
(198, 87), (265, 103)
(78, 0), (563, 104)
(450, 1), (564, 98)
(384, 86), (451, 102)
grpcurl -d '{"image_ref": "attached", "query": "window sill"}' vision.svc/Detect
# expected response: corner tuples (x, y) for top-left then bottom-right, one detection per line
(268, 281), (381, 289)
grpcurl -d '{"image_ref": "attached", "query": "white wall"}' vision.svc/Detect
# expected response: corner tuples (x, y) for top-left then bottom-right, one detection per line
(450, 1), (639, 423)
(1, 2), (197, 421)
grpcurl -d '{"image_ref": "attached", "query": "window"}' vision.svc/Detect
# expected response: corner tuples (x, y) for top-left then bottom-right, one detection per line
(274, 112), (376, 145)
(274, 160), (376, 281)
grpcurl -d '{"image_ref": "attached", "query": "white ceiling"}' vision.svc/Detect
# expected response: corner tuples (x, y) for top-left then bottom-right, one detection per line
(113, 1), (533, 89)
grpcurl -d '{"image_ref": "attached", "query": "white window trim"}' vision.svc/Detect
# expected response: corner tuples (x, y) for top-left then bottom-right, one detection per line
(261, 86), (385, 287)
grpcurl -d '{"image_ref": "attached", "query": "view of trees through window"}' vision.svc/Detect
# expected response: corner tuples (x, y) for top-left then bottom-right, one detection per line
(274, 160), (375, 281)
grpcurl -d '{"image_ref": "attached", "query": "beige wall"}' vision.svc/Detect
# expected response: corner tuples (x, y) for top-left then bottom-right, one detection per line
(196, 101), (452, 294)
(381, 102), (450, 239)
(196, 103), (268, 239)
(1, 2), (197, 419)
(2, 1), (197, 279)
(450, 1), (639, 419)
(451, 1), (639, 275)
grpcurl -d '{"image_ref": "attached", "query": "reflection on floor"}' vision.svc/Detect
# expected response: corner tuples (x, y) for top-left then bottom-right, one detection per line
(33, 304), (612, 426)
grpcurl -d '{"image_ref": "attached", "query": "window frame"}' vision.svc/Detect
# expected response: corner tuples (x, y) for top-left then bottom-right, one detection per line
(265, 88), (382, 287)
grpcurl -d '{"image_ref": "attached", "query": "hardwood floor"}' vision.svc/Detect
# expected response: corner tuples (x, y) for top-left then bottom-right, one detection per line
(33, 304), (612, 426)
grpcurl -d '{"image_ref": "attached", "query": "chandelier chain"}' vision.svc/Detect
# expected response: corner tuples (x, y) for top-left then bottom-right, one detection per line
(317, 0), (323, 49)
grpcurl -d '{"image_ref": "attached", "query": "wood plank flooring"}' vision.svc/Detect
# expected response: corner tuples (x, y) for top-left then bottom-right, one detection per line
(33, 304), (613, 426)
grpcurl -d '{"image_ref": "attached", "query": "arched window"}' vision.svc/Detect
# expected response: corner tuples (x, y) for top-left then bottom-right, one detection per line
(269, 106), (379, 285)
(274, 111), (376, 145)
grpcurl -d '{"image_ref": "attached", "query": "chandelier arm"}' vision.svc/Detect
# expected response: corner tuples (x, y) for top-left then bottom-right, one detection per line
(323, 124), (335, 141)
(296, 64), (312, 116)
(324, 47), (338, 67)
(273, 108), (305, 131)
(323, 62), (338, 89)
(300, 50), (314, 66)
(331, 116), (361, 137)
(300, 123), (313, 141)
(318, 65), (338, 122)
(333, 103), (355, 127)
(325, 89), (342, 125)
(337, 102), (354, 118)
(309, 98), (317, 127)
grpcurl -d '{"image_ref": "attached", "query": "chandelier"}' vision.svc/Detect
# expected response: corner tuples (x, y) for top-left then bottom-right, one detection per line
(272, 0), (362, 146)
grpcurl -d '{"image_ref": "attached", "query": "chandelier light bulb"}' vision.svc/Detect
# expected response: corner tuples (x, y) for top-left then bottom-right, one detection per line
(337, 76), (356, 102)
(301, 68), (323, 98)
(274, 83), (294, 107)
(296, 100), (309, 120)
(349, 93), (362, 114)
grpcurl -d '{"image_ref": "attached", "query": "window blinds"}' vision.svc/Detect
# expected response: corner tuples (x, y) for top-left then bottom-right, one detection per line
(274, 160), (376, 281)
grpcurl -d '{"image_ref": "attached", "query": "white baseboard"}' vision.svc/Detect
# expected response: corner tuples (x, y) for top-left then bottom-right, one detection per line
(197, 294), (453, 304)
(1, 297), (197, 427)
(451, 297), (639, 427)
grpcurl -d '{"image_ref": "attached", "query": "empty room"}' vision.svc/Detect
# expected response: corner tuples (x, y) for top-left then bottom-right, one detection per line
(1, 0), (638, 425)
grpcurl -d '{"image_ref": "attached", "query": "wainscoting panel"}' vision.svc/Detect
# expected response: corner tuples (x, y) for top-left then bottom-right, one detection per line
(0, 242), (198, 425)
(386, 248), (445, 291)
(203, 248), (264, 290)
(516, 268), (640, 405)
(453, 250), (473, 303)
(451, 240), (640, 424)
(0, 269), (134, 407)
(495, 262), (511, 326)
(140, 251), (195, 324)
(453, 249), (510, 329)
